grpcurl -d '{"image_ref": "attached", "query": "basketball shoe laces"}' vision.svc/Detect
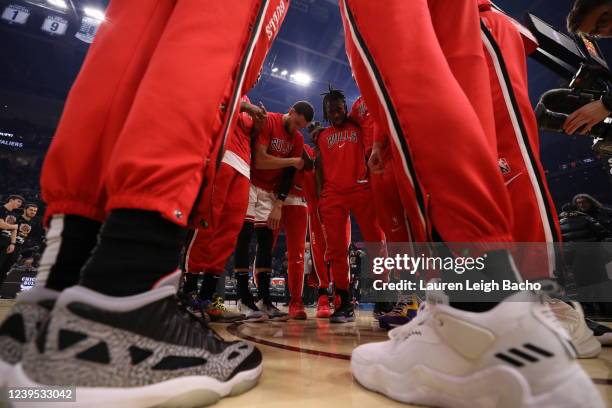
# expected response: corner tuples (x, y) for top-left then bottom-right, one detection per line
(388, 302), (433, 342)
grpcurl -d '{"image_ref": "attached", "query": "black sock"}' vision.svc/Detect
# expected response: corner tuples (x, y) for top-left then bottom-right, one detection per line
(199, 274), (218, 301)
(182, 273), (199, 294)
(236, 271), (252, 302)
(45, 215), (101, 292)
(336, 288), (351, 307)
(450, 249), (521, 313)
(257, 272), (271, 302)
(80, 210), (187, 297)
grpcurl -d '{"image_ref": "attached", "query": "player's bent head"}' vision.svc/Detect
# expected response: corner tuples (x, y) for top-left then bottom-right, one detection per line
(568, 0), (612, 36)
(289, 101), (315, 130)
(6, 194), (25, 207)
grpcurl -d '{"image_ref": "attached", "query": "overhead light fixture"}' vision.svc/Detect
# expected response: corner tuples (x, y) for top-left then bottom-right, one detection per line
(271, 67), (279, 73)
(292, 71), (312, 86)
(280, 70), (288, 76)
(47, 0), (68, 8)
(83, 7), (105, 20)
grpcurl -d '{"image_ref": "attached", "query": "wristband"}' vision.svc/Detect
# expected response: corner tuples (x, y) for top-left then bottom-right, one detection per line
(600, 94), (612, 113)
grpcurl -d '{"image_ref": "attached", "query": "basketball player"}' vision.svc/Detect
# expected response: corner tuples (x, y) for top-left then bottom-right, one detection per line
(315, 86), (386, 323)
(181, 95), (265, 322)
(350, 96), (408, 319)
(479, 0), (601, 360)
(233, 102), (314, 321)
(2, 1), (291, 405)
(301, 142), (339, 318)
(350, 97), (410, 243)
(271, 146), (315, 320)
(340, 1), (603, 406)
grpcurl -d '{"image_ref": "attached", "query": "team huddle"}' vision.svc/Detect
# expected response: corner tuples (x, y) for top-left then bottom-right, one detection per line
(0, 0), (606, 407)
(182, 84), (393, 324)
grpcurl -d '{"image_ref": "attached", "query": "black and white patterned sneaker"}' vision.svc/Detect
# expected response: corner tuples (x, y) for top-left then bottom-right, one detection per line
(9, 272), (262, 408)
(0, 286), (58, 385)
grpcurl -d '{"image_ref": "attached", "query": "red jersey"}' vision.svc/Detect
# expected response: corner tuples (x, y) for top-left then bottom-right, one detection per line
(251, 112), (304, 192)
(316, 121), (368, 195)
(349, 96), (374, 153)
(225, 95), (254, 165)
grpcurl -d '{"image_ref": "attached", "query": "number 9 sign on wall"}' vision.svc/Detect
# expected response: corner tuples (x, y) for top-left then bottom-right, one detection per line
(41, 15), (68, 36)
(1, 4), (30, 25)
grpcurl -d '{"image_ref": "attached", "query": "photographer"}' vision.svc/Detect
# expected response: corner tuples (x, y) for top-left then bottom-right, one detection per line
(564, 0), (612, 134)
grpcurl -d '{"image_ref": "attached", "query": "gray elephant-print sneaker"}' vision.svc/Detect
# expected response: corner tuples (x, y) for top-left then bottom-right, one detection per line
(9, 277), (262, 408)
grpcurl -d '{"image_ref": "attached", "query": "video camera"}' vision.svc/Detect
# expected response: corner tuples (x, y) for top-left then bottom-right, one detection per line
(526, 14), (612, 156)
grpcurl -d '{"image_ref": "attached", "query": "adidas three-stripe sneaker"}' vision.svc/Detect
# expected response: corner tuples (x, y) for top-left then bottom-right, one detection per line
(9, 272), (263, 408)
(351, 291), (604, 408)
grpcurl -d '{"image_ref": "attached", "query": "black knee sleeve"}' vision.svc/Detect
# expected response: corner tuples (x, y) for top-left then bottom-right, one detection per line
(255, 227), (273, 269)
(234, 222), (254, 269)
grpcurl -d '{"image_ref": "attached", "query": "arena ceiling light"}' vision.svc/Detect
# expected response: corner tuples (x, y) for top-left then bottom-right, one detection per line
(270, 68), (313, 87)
(291, 72), (312, 87)
(83, 6), (105, 20)
(47, 0), (68, 9)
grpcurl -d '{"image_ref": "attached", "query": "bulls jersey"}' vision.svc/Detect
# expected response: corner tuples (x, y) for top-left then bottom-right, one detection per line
(251, 112), (304, 192)
(223, 95), (255, 178)
(316, 121), (368, 194)
(349, 96), (374, 152)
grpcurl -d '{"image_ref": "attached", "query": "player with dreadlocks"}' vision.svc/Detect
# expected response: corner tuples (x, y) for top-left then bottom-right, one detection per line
(314, 85), (386, 323)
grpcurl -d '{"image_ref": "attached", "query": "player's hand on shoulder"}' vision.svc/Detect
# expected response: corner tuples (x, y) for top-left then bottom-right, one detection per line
(244, 101), (268, 126)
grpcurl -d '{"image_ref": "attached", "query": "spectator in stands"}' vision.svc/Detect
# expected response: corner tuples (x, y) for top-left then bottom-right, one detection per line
(573, 194), (612, 234)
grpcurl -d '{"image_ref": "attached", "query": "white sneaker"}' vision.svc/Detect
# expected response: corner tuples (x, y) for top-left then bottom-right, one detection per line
(237, 299), (267, 322)
(546, 298), (601, 358)
(256, 300), (290, 322)
(351, 292), (604, 408)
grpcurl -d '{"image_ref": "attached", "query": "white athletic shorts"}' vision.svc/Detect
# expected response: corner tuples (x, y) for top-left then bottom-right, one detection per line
(245, 184), (306, 226)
